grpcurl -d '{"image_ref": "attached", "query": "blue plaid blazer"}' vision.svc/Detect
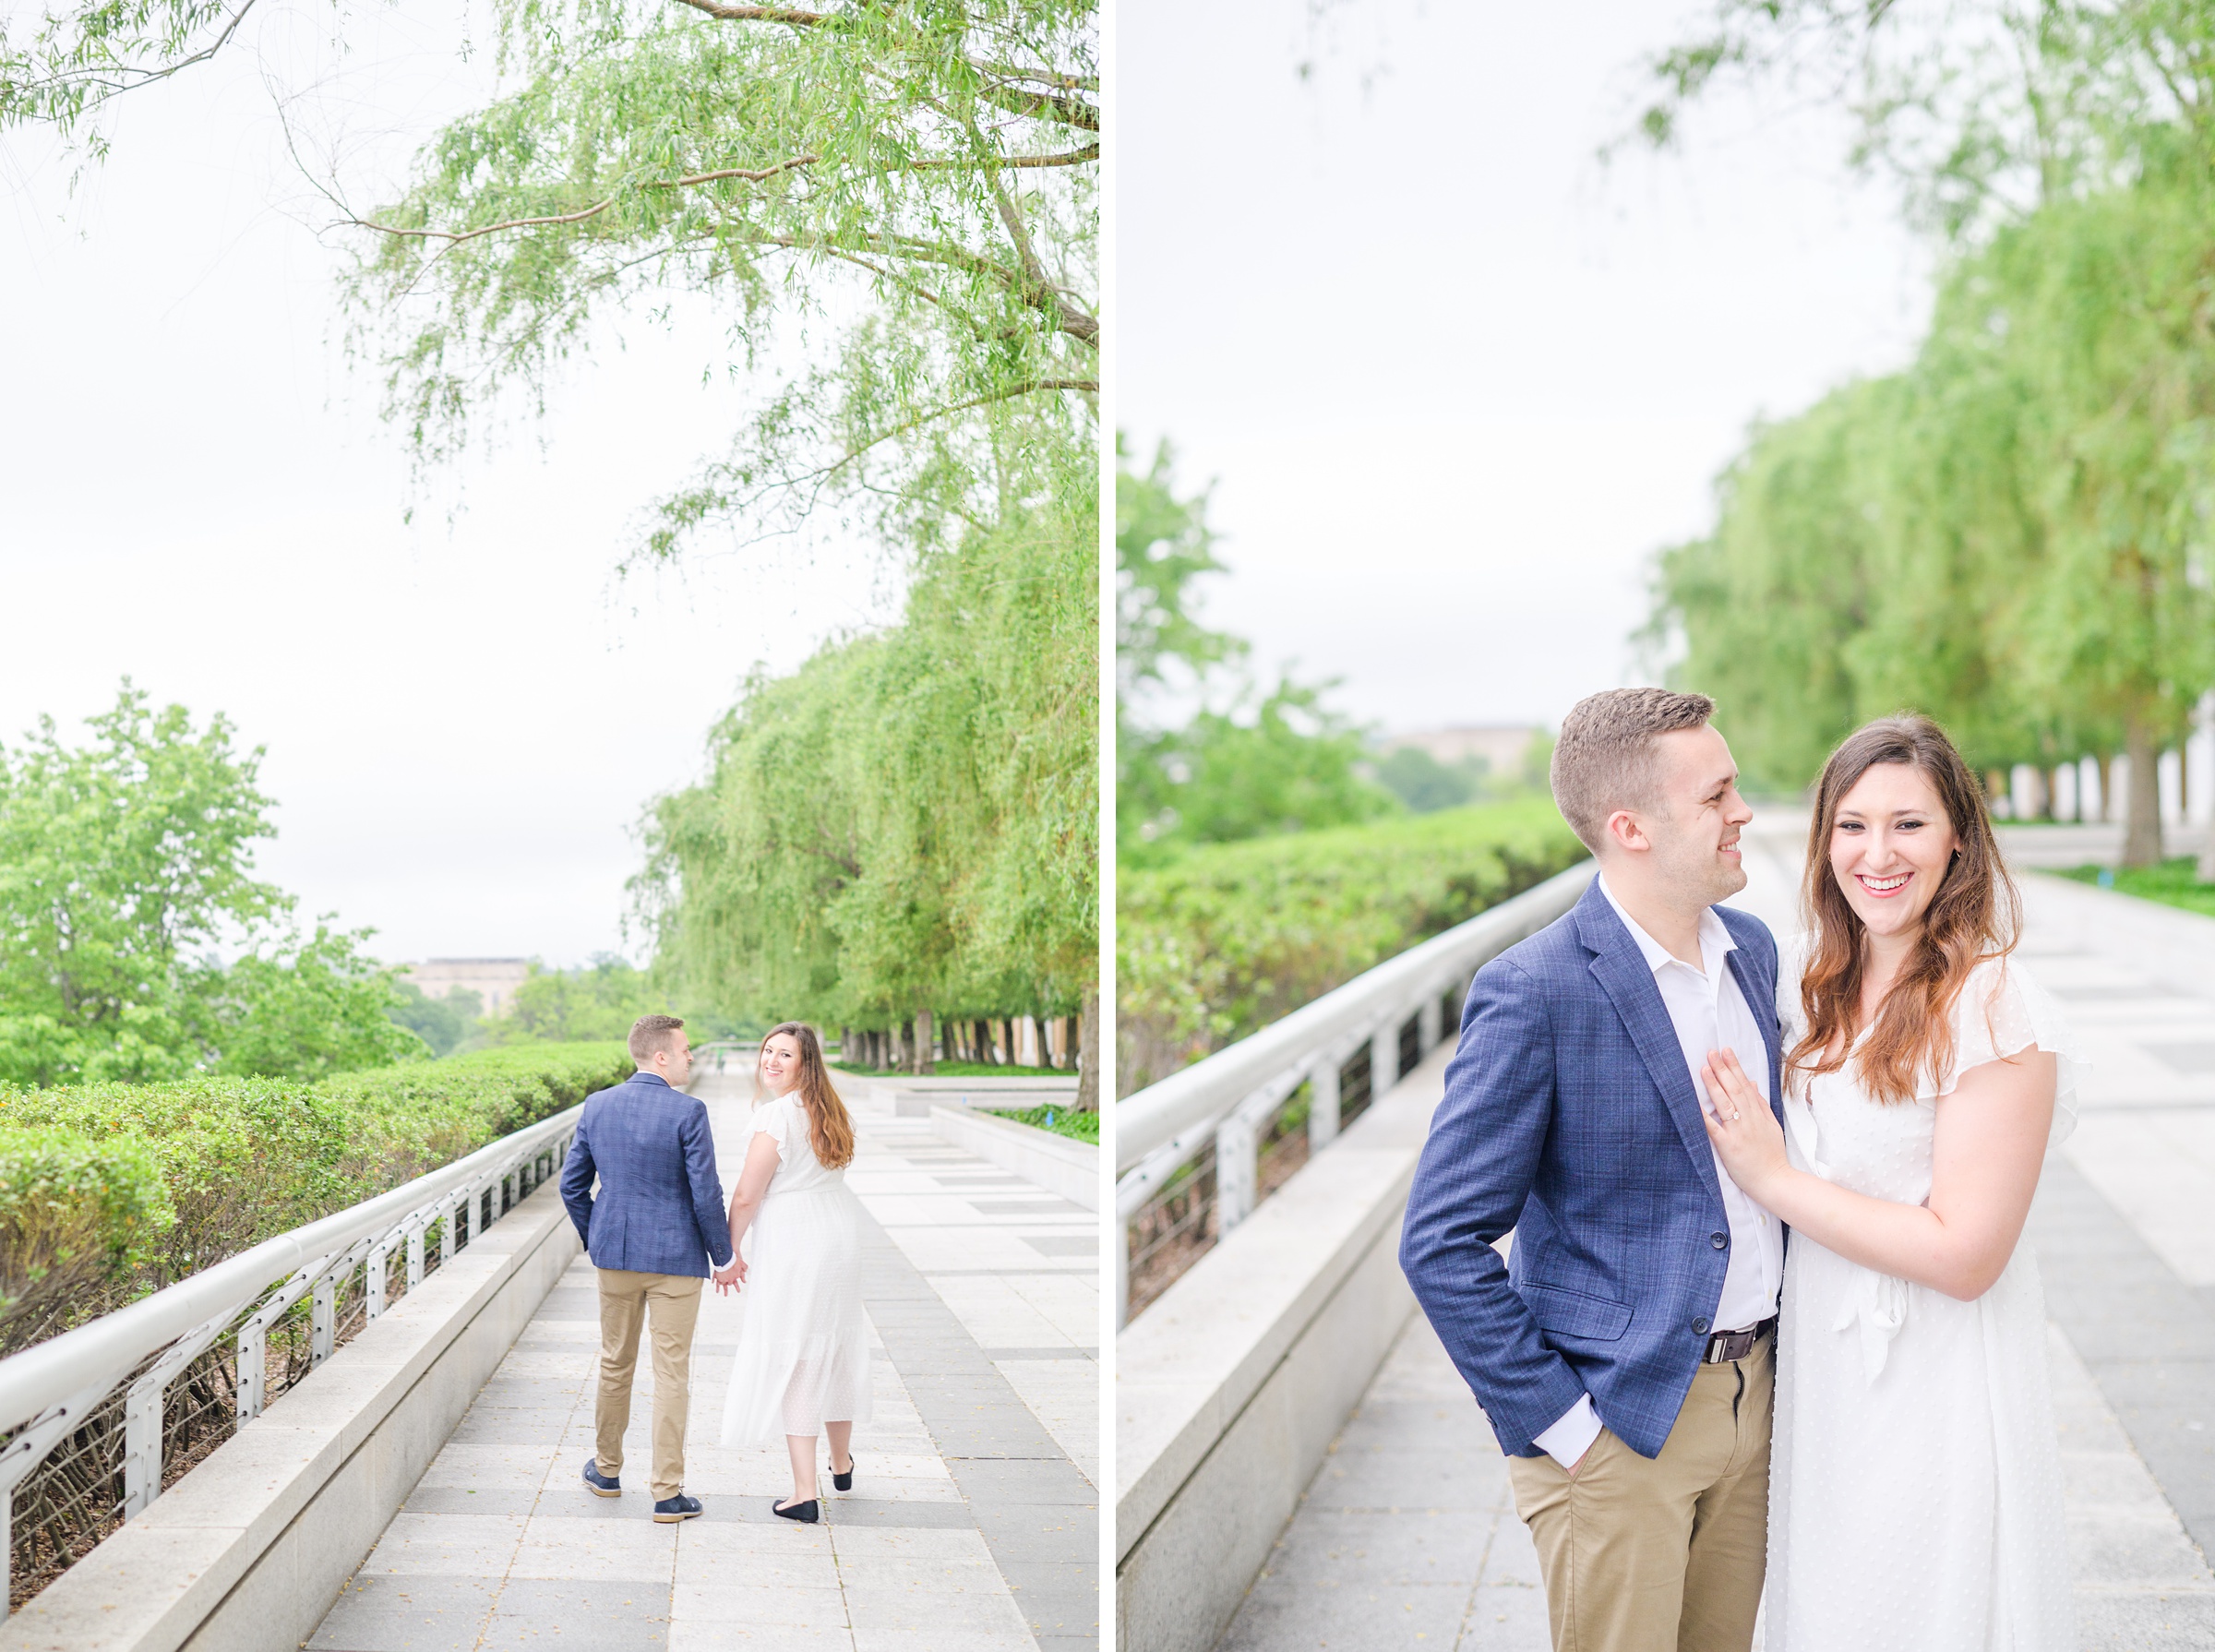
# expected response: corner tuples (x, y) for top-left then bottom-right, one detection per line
(1399, 878), (1784, 1460)
(558, 1073), (735, 1277)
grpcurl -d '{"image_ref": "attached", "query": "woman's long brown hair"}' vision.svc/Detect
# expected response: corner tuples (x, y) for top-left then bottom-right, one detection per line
(759, 1023), (856, 1169)
(1791, 715), (2019, 1105)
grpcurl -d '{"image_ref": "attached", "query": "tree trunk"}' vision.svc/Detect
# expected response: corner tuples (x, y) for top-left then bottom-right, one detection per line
(2124, 714), (2163, 868)
(1075, 986), (1098, 1112)
(916, 1009), (935, 1075)
(1062, 1014), (1080, 1071)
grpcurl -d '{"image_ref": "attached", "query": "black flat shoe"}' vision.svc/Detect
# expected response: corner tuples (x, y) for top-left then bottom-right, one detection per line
(832, 1457), (855, 1492)
(772, 1497), (820, 1524)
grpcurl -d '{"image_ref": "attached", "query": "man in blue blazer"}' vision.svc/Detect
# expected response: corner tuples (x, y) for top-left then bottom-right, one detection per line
(559, 1014), (737, 1523)
(1401, 688), (1785, 1652)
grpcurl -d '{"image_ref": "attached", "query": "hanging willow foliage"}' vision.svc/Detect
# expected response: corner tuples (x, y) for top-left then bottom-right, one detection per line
(1654, 162), (2215, 869)
(633, 488), (1096, 1079)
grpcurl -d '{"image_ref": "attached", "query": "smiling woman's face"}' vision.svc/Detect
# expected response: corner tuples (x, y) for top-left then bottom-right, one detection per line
(1828, 760), (1961, 942)
(759, 1034), (803, 1094)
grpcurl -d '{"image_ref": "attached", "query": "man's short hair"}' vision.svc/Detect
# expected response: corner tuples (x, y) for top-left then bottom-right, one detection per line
(1549, 688), (1717, 852)
(629, 1013), (686, 1065)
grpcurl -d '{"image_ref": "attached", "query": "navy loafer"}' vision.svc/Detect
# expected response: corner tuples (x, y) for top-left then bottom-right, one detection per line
(654, 1493), (704, 1523)
(582, 1459), (621, 1498)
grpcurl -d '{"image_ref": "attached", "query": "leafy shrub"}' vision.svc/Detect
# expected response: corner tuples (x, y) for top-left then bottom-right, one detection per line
(0, 1126), (173, 1356)
(0, 1079), (356, 1287)
(320, 1042), (634, 1183)
(1116, 796), (1587, 1095)
(0, 1042), (632, 1350)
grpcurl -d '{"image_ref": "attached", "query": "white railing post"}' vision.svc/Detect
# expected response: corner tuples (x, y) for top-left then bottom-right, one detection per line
(1308, 1056), (1341, 1151)
(312, 1276), (335, 1366)
(365, 1244), (389, 1319)
(1370, 1024), (1396, 1103)
(1216, 1114), (1258, 1231)
(406, 1221), (425, 1293)
(122, 1378), (162, 1517)
(1114, 1216), (1131, 1331)
(1419, 993), (1442, 1059)
(235, 1326), (265, 1422)
(447, 1191), (467, 1263)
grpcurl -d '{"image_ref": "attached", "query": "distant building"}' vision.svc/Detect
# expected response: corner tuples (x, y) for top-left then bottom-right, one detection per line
(400, 958), (531, 1017)
(1383, 724), (1546, 775)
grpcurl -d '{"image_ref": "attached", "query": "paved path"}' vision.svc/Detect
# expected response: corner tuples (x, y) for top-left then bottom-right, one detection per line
(1221, 825), (2215, 1651)
(307, 1071), (1098, 1652)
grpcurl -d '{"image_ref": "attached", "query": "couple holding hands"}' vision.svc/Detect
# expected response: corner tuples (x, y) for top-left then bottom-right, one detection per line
(558, 1016), (870, 1526)
(1404, 688), (2080, 1651)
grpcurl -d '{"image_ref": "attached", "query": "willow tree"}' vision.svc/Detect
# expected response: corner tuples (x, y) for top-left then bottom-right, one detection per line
(1655, 362), (2051, 792)
(1954, 167), (2215, 863)
(638, 499), (1097, 1101)
(3, 0), (1097, 560)
(8, 0), (1101, 1041)
(1640, 1), (2215, 860)
(1657, 171), (2215, 855)
(341, 0), (1096, 560)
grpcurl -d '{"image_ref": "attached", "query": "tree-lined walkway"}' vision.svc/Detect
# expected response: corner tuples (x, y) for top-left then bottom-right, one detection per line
(1219, 822), (2215, 1650)
(307, 1071), (1097, 1652)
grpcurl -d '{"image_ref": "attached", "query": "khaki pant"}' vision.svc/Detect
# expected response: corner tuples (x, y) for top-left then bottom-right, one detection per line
(1508, 1336), (1773, 1652)
(593, 1269), (704, 1501)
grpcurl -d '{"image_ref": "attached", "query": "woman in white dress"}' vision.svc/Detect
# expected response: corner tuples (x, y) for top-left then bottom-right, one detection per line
(716, 1022), (872, 1524)
(1700, 714), (2077, 1650)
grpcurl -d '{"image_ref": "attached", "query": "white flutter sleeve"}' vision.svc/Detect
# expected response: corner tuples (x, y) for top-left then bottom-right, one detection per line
(749, 1095), (795, 1155)
(1923, 957), (2084, 1148)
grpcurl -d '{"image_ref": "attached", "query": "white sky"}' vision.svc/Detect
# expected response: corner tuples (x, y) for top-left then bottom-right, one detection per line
(0, 5), (903, 967)
(1119, 0), (1934, 738)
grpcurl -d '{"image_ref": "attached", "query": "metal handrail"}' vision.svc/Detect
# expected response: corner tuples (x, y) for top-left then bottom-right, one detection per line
(0, 1101), (584, 1607)
(1114, 859), (1596, 1324)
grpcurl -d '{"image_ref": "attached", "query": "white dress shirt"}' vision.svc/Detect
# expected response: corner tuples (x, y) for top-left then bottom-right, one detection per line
(1531, 877), (1784, 1468)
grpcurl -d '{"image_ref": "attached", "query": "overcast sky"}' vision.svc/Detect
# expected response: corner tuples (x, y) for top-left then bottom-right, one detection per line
(0, 5), (902, 967)
(1119, 0), (1934, 737)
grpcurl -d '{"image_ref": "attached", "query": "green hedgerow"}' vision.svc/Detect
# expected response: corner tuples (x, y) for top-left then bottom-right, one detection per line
(0, 1124), (174, 1356)
(0, 1041), (634, 1353)
(1116, 795), (1587, 1095)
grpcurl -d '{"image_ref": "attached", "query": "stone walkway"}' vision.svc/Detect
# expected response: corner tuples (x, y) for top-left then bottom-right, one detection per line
(1220, 824), (2215, 1651)
(308, 1071), (1098, 1652)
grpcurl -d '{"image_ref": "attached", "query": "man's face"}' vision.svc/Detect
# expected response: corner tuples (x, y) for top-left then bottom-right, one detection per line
(657, 1035), (694, 1084)
(1634, 724), (1753, 907)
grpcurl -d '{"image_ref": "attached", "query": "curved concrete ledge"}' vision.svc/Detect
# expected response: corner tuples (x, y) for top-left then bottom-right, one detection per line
(1114, 1040), (1455, 1652)
(929, 1103), (1100, 1210)
(1, 1182), (579, 1652)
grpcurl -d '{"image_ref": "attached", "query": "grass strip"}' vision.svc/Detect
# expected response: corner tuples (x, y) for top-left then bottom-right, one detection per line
(2053, 857), (2215, 918)
(984, 1105), (1099, 1143)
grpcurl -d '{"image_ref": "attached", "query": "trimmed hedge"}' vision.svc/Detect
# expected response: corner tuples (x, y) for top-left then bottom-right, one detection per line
(319, 1042), (636, 1187)
(0, 1126), (173, 1356)
(0, 1042), (632, 1354)
(1116, 796), (1587, 1095)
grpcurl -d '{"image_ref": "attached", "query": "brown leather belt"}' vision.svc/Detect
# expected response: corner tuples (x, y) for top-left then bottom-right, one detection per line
(1704, 1316), (1778, 1364)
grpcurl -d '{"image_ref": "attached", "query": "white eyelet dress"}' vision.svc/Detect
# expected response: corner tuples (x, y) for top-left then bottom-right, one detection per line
(718, 1093), (873, 1444)
(1766, 954), (2082, 1650)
